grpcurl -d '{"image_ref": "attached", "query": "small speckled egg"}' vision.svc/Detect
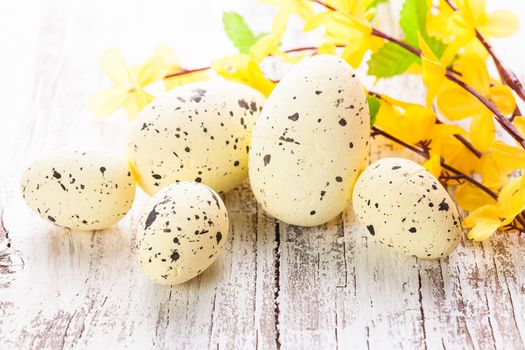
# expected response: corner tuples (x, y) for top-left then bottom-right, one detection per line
(352, 157), (462, 259)
(127, 81), (266, 196)
(248, 54), (370, 226)
(136, 182), (229, 285)
(20, 149), (136, 230)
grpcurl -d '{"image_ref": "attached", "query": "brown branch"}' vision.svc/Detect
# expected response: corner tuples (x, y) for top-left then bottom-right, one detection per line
(371, 126), (498, 200)
(453, 134), (482, 158)
(164, 67), (209, 80)
(368, 90), (485, 158)
(446, 71), (525, 149)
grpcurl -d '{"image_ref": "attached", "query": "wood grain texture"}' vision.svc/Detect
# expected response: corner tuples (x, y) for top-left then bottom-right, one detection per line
(1, 0), (525, 349)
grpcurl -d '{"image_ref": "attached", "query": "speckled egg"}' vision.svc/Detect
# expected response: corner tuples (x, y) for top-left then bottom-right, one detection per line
(20, 149), (136, 230)
(127, 81), (265, 196)
(248, 54), (370, 226)
(136, 182), (229, 285)
(352, 157), (462, 259)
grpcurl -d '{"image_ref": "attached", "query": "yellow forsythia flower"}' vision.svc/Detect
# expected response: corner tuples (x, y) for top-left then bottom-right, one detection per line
(437, 53), (516, 152)
(464, 204), (504, 241)
(448, 0), (519, 44)
(90, 49), (160, 120)
(304, 6), (382, 68)
(464, 176), (525, 241)
(212, 55), (275, 96)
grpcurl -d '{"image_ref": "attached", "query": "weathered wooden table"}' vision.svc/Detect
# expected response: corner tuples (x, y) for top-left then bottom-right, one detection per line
(1, 0), (525, 349)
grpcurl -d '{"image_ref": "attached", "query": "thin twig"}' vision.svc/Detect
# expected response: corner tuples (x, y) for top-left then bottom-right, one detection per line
(371, 126), (498, 200)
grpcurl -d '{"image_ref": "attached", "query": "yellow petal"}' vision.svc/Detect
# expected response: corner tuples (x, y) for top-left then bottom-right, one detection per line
(437, 87), (487, 120)
(341, 38), (368, 68)
(457, 53), (489, 94)
(123, 89), (154, 120)
(455, 182), (496, 211)
(133, 57), (164, 87)
(402, 105), (437, 144)
(470, 114), (495, 153)
(464, 204), (500, 228)
(491, 141), (525, 170)
(89, 87), (129, 119)
(489, 84), (516, 115)
(421, 58), (446, 107)
(249, 32), (282, 63)
(479, 10), (519, 38)
(447, 11), (475, 43)
(317, 42), (337, 55)
(423, 153), (441, 178)
(304, 11), (333, 31)
(480, 152), (508, 189)
(467, 219), (501, 241)
(99, 49), (132, 87)
(513, 116), (525, 138)
(498, 177), (525, 218)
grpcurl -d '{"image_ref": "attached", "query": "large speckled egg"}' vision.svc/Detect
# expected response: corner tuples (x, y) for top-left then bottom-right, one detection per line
(352, 158), (462, 259)
(127, 81), (265, 196)
(136, 182), (229, 285)
(248, 54), (370, 226)
(20, 149), (136, 230)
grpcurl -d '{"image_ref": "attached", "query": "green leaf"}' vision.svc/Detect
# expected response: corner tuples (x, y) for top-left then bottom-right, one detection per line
(425, 36), (447, 59)
(222, 12), (260, 54)
(399, 0), (427, 47)
(367, 95), (381, 126)
(367, 42), (420, 78)
(399, 0), (448, 58)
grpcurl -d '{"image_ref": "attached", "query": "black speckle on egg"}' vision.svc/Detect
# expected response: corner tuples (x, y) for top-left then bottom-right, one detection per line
(366, 225), (375, 236)
(170, 250), (180, 262)
(338, 118), (347, 126)
(216, 232), (222, 244)
(288, 112), (299, 121)
(144, 205), (159, 230)
(335, 176), (343, 182)
(263, 154), (271, 166)
(99, 167), (106, 175)
(438, 199), (449, 211)
(409, 227), (417, 233)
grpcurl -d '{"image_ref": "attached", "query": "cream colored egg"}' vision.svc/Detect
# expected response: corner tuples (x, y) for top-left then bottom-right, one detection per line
(352, 157), (462, 259)
(136, 182), (229, 285)
(21, 149), (136, 230)
(128, 81), (266, 196)
(248, 54), (370, 226)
